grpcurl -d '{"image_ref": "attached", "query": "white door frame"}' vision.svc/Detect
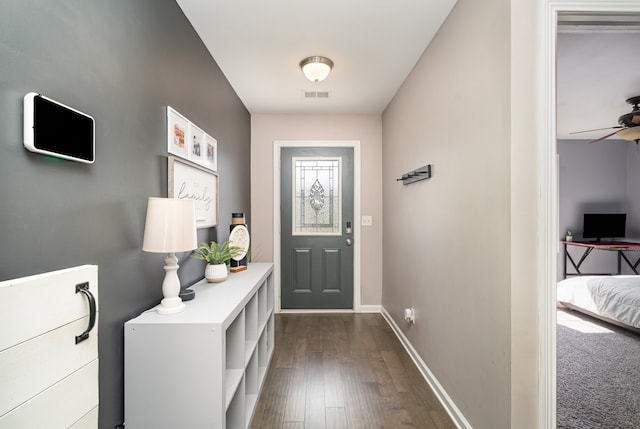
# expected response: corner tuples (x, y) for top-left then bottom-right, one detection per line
(539, 2), (640, 427)
(273, 140), (361, 313)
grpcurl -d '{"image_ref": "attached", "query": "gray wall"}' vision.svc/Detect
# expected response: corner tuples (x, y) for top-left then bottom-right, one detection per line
(0, 2), (250, 427)
(558, 139), (635, 278)
(381, 0), (511, 427)
(625, 144), (640, 235)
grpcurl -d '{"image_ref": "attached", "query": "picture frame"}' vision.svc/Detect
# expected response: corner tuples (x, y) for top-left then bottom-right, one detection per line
(188, 123), (205, 164)
(168, 156), (219, 228)
(166, 106), (218, 172)
(204, 134), (218, 172)
(167, 107), (189, 159)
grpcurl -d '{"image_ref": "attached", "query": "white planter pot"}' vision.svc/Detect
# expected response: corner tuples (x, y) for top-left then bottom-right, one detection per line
(205, 263), (228, 283)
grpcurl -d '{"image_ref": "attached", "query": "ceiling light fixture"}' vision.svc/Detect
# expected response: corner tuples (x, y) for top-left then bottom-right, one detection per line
(300, 56), (334, 83)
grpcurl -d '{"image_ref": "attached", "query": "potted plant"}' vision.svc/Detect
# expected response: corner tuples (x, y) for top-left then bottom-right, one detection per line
(191, 240), (243, 283)
(565, 230), (573, 242)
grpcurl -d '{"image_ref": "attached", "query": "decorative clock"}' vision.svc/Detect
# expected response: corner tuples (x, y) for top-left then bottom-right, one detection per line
(229, 213), (249, 272)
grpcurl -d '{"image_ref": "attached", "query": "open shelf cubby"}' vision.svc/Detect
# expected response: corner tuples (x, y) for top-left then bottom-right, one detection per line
(227, 310), (245, 368)
(258, 282), (267, 327)
(226, 376), (245, 429)
(124, 263), (274, 429)
(244, 292), (258, 366)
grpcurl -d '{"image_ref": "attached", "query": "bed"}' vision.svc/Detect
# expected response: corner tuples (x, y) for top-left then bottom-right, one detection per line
(557, 275), (640, 334)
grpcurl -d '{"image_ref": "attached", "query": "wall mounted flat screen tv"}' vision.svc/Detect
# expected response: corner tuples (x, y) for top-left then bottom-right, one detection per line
(23, 92), (95, 164)
(583, 213), (626, 242)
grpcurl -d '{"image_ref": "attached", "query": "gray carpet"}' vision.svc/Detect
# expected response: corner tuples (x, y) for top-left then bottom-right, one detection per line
(557, 309), (640, 429)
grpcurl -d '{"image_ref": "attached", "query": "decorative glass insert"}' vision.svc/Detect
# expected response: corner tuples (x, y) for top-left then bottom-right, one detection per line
(292, 157), (341, 235)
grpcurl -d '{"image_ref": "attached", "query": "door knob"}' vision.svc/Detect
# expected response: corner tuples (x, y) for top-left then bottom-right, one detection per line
(346, 238), (353, 246)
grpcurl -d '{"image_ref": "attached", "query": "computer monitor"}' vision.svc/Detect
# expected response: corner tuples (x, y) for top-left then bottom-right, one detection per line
(582, 213), (626, 242)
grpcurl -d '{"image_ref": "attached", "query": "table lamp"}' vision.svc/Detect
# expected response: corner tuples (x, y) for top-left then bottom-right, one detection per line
(142, 197), (197, 314)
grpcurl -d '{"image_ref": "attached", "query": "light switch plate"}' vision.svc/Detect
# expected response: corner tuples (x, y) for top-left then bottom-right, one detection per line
(362, 215), (372, 226)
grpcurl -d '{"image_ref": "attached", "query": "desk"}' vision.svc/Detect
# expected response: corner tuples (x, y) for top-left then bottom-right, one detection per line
(562, 241), (640, 278)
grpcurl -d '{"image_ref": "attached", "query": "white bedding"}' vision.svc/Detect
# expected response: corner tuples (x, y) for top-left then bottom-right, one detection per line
(557, 275), (640, 330)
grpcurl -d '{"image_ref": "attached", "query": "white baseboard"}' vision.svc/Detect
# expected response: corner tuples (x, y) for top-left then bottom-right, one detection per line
(357, 304), (381, 313)
(277, 309), (354, 314)
(276, 305), (381, 314)
(381, 307), (472, 429)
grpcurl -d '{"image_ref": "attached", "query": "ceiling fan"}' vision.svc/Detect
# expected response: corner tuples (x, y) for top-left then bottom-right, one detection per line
(570, 96), (640, 144)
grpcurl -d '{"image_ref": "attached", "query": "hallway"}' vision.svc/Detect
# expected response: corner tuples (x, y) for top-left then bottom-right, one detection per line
(250, 313), (456, 429)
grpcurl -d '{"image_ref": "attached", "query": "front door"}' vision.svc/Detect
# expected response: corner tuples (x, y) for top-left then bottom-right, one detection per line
(280, 147), (354, 309)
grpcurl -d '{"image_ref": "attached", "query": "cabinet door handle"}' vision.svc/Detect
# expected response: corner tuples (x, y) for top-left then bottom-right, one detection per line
(75, 282), (97, 345)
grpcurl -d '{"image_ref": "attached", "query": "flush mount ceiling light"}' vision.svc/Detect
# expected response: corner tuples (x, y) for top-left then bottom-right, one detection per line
(299, 56), (334, 82)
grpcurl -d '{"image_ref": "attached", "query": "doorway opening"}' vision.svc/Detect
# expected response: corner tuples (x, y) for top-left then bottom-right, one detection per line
(541, 3), (640, 427)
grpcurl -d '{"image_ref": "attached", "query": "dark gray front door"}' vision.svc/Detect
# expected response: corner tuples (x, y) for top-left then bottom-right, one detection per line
(281, 147), (354, 309)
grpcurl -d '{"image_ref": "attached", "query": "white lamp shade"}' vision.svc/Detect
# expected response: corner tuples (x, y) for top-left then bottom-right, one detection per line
(142, 197), (197, 253)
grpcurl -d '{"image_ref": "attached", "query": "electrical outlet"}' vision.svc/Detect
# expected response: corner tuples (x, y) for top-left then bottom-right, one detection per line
(404, 307), (416, 324)
(362, 215), (372, 226)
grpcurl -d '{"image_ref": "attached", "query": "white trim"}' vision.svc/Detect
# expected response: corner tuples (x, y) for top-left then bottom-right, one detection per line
(273, 140), (362, 313)
(277, 309), (355, 314)
(539, 3), (557, 428)
(357, 305), (381, 313)
(539, 2), (640, 427)
(381, 307), (471, 429)
(276, 306), (380, 315)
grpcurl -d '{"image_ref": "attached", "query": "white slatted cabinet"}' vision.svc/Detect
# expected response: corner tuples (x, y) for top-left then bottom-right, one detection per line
(124, 263), (274, 429)
(0, 265), (99, 429)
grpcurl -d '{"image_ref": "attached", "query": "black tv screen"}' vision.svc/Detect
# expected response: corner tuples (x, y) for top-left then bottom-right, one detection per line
(583, 213), (626, 241)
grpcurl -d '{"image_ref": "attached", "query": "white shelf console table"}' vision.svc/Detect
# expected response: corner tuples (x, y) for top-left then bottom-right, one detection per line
(124, 263), (274, 429)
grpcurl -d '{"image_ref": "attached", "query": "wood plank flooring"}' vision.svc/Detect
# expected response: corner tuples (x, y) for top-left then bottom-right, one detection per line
(250, 313), (456, 429)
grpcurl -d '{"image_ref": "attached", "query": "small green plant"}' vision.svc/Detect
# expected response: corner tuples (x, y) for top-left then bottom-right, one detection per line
(190, 240), (243, 265)
(566, 230), (573, 237)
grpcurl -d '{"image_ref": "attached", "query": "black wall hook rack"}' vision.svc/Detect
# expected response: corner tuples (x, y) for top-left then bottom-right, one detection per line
(397, 164), (431, 185)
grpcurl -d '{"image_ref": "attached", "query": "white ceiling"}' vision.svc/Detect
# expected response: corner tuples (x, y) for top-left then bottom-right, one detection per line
(557, 14), (640, 140)
(176, 0), (458, 115)
(175, 4), (640, 138)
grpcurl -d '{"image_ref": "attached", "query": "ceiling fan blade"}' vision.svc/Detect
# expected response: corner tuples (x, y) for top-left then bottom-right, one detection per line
(570, 126), (623, 135)
(616, 127), (640, 141)
(588, 130), (619, 144)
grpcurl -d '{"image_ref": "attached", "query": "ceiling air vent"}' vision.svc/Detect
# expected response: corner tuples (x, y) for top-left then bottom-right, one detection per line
(303, 91), (330, 99)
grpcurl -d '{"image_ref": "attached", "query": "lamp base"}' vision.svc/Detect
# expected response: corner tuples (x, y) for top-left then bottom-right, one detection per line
(156, 253), (186, 315)
(179, 288), (196, 301)
(157, 296), (185, 315)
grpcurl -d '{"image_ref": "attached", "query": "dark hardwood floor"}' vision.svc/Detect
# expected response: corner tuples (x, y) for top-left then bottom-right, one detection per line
(250, 313), (456, 429)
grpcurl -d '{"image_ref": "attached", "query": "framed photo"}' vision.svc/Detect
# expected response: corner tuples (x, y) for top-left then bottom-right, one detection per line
(204, 134), (218, 172)
(167, 107), (189, 159)
(168, 156), (219, 228)
(166, 106), (218, 172)
(188, 123), (205, 164)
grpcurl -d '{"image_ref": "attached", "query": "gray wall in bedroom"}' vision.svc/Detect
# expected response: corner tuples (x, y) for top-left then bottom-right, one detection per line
(0, 1), (250, 427)
(557, 139), (637, 279)
(626, 146), (640, 235)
